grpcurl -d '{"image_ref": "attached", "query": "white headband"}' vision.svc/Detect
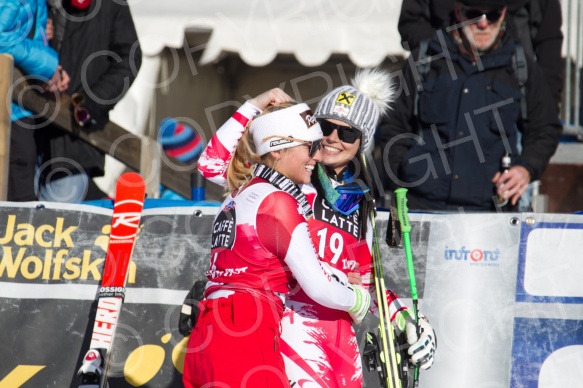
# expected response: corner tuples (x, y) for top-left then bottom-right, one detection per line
(249, 103), (323, 156)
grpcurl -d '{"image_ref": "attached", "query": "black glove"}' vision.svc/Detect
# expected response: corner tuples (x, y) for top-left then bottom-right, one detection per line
(178, 280), (206, 336)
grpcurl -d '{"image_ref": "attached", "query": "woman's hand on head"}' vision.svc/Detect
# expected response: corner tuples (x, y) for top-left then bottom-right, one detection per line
(249, 88), (293, 110)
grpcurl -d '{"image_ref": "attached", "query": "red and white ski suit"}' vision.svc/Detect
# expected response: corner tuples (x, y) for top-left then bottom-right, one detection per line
(183, 174), (360, 387)
(197, 102), (411, 387)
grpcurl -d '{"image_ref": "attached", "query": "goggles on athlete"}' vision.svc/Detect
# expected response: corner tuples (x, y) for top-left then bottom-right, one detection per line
(71, 93), (93, 127)
(317, 164), (370, 216)
(319, 120), (362, 144)
(262, 136), (323, 158)
(460, 7), (504, 24)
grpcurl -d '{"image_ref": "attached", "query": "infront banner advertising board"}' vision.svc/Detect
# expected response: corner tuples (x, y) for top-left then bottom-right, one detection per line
(0, 203), (582, 387)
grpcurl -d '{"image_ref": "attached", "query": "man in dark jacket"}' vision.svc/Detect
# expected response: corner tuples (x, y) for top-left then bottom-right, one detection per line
(37, 0), (142, 202)
(380, 0), (562, 211)
(397, 0), (563, 115)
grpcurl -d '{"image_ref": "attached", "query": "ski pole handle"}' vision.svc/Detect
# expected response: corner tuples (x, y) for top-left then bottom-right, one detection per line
(394, 188), (411, 234)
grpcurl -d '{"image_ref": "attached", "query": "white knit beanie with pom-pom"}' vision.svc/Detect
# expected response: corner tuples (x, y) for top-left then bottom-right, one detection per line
(314, 67), (396, 151)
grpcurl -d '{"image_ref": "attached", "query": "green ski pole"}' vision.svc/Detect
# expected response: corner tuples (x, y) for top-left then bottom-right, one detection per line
(394, 188), (420, 386)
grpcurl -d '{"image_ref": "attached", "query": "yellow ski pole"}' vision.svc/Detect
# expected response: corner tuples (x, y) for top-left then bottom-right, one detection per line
(371, 206), (403, 388)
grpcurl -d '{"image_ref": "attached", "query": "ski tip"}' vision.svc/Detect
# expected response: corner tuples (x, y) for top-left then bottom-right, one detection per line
(117, 172), (145, 187)
(115, 172), (146, 201)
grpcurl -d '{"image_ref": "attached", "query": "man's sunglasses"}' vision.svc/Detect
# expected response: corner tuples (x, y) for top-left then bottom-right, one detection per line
(262, 136), (323, 158)
(319, 120), (361, 144)
(461, 7), (504, 24)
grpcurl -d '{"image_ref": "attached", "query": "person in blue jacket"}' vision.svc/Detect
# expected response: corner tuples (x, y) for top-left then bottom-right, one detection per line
(0, 0), (69, 201)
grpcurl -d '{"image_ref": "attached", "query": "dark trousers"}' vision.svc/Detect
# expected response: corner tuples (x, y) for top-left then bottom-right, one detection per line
(7, 117), (37, 201)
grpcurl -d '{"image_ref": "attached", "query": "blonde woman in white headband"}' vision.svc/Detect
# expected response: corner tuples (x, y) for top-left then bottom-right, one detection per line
(183, 99), (371, 388)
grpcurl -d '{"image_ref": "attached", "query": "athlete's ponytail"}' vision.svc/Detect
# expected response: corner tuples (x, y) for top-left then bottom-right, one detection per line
(226, 130), (260, 192)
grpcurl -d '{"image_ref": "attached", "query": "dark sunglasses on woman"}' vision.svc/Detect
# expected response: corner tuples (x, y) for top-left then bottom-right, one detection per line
(319, 120), (362, 144)
(262, 136), (323, 158)
(305, 139), (323, 158)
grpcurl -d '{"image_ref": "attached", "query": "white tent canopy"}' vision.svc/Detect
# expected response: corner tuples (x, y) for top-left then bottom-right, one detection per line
(128, 0), (579, 64)
(129, 0), (407, 67)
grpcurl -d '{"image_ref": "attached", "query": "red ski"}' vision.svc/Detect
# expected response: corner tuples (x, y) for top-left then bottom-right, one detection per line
(77, 172), (146, 388)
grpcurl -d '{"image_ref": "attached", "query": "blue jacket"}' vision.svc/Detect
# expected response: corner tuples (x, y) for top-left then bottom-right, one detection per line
(0, 0), (59, 121)
(380, 32), (562, 211)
